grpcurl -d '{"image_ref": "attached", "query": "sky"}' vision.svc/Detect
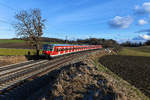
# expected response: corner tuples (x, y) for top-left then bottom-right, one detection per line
(0, 0), (150, 43)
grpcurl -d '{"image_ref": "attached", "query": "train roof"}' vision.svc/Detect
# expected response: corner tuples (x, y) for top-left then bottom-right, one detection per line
(43, 44), (101, 47)
(43, 44), (88, 46)
(52, 44), (76, 46)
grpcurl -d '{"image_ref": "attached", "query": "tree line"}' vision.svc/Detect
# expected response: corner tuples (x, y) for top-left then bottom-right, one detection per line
(121, 40), (150, 47)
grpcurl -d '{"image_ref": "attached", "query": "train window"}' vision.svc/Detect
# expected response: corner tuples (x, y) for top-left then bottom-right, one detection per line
(42, 44), (48, 50)
(49, 45), (53, 51)
(43, 44), (53, 51)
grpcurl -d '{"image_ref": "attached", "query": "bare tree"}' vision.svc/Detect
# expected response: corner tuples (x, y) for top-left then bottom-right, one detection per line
(14, 8), (45, 56)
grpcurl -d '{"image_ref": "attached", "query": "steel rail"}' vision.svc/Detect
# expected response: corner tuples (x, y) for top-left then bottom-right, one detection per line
(0, 53), (78, 91)
(0, 50), (98, 92)
(0, 60), (34, 69)
(0, 60), (48, 77)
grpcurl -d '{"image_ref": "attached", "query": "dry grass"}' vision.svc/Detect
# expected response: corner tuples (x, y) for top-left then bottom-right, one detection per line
(0, 48), (40, 56)
(0, 56), (27, 66)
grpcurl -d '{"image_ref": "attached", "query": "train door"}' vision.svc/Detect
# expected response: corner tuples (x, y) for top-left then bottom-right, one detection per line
(65, 47), (68, 54)
(60, 47), (64, 54)
(74, 47), (76, 52)
(53, 47), (58, 56)
(71, 47), (73, 52)
(58, 47), (61, 55)
(69, 47), (71, 53)
(64, 47), (66, 54)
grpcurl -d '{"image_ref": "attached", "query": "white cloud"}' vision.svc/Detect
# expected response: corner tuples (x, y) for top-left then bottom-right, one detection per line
(140, 34), (150, 40)
(135, 2), (150, 14)
(138, 19), (147, 25)
(133, 34), (150, 41)
(109, 16), (133, 29)
(143, 2), (150, 12)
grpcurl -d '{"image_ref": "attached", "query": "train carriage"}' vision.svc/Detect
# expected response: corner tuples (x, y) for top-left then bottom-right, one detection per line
(42, 44), (102, 57)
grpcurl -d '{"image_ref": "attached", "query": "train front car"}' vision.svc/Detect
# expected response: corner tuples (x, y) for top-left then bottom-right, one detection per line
(42, 44), (54, 58)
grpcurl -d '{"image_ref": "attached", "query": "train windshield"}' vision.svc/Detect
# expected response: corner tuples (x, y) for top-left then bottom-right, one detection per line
(43, 44), (53, 51)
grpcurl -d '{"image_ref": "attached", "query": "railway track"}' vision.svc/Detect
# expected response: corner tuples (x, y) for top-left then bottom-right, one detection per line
(0, 50), (98, 94)
(0, 55), (72, 92)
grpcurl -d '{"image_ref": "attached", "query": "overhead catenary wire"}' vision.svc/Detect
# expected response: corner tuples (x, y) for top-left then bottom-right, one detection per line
(0, 19), (14, 31)
(0, 2), (17, 11)
(0, 2), (18, 33)
(0, 1), (18, 24)
(0, 19), (11, 24)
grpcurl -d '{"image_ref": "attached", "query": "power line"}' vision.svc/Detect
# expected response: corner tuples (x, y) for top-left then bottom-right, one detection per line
(0, 19), (13, 32)
(0, 19), (11, 24)
(0, 28), (13, 31)
(0, 2), (17, 24)
(0, 2), (17, 33)
(0, 2), (17, 11)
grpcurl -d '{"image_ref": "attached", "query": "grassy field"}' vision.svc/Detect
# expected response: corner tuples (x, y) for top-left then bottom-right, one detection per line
(98, 46), (150, 98)
(99, 55), (150, 98)
(0, 39), (25, 43)
(127, 46), (150, 53)
(0, 39), (75, 55)
(0, 39), (50, 44)
(0, 39), (76, 45)
(0, 39), (78, 49)
(118, 46), (150, 57)
(0, 48), (38, 56)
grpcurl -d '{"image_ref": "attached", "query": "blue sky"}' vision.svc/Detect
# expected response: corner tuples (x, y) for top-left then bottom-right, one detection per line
(0, 0), (150, 43)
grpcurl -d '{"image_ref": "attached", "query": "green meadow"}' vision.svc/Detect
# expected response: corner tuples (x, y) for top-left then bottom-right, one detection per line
(0, 39), (25, 43)
(0, 48), (37, 56)
(118, 46), (150, 57)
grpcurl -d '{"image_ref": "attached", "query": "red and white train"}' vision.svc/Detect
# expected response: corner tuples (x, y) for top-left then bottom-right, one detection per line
(42, 44), (102, 57)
